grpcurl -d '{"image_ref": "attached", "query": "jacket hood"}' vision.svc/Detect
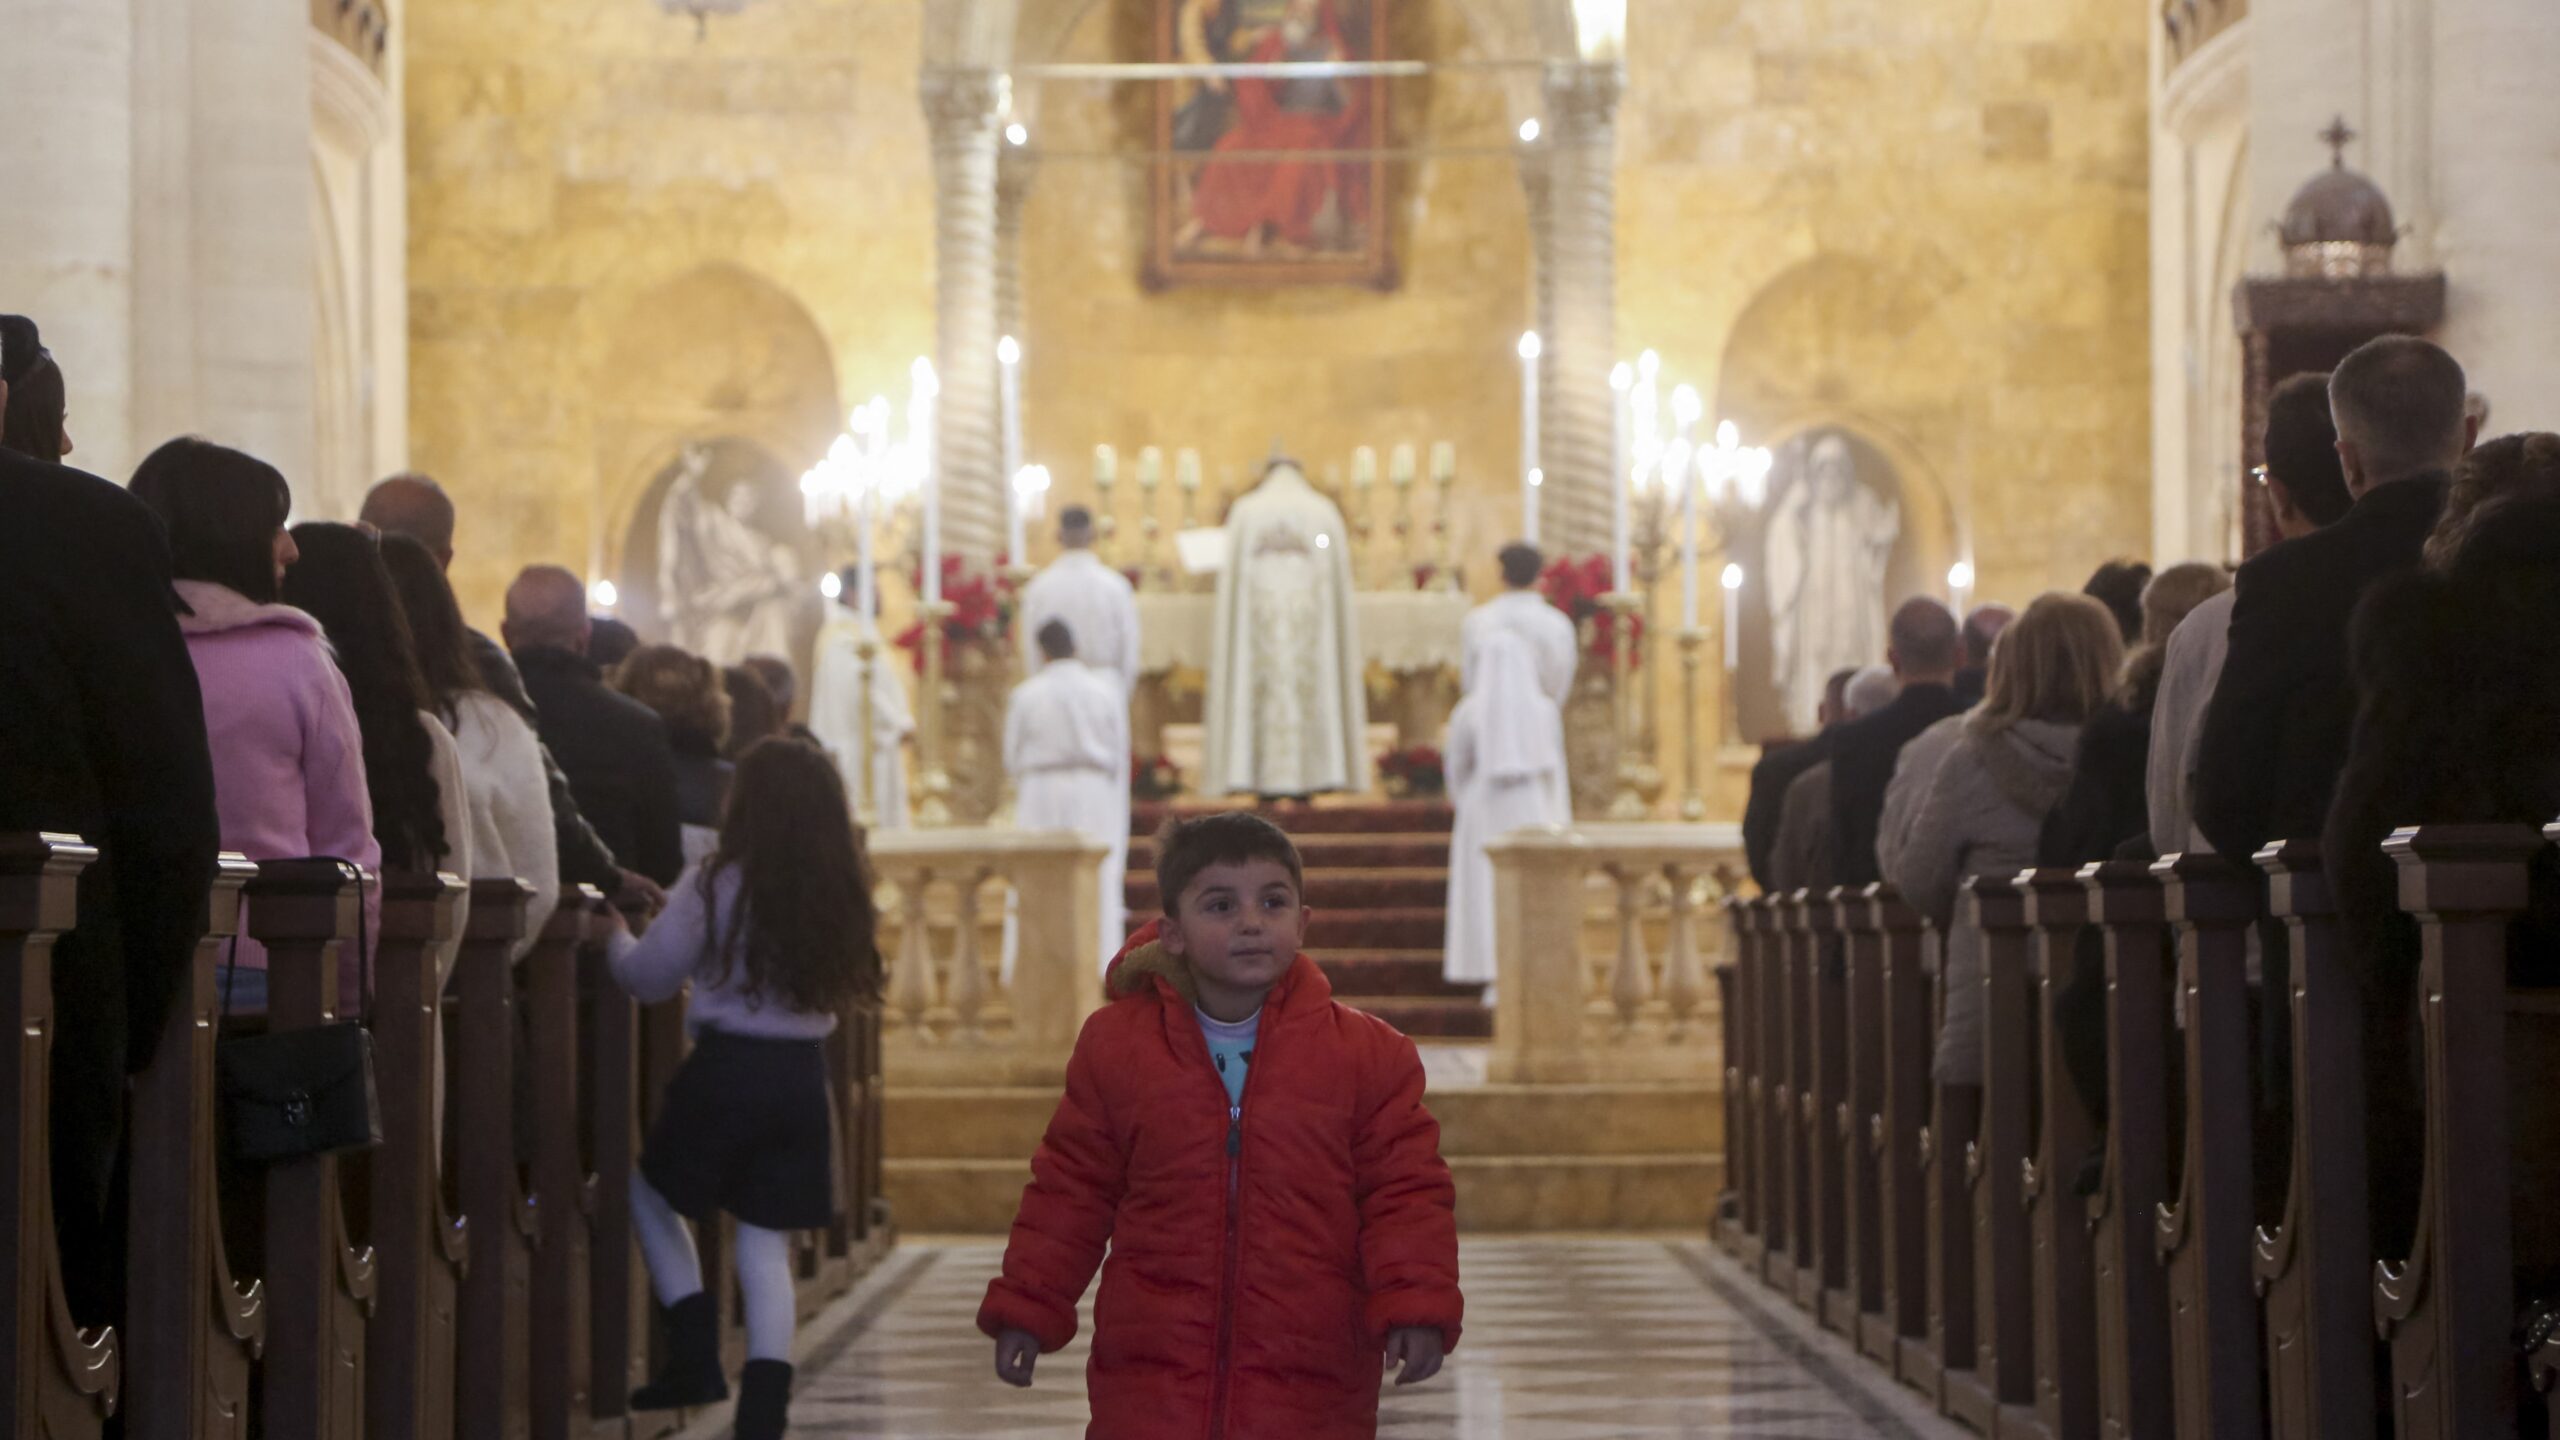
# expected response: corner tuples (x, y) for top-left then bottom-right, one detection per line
(1975, 717), (2079, 817)
(172, 580), (323, 640)
(1103, 916), (1330, 1011)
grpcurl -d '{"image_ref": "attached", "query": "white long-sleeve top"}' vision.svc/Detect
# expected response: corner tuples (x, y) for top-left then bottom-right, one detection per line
(1460, 589), (1578, 707)
(1004, 659), (1128, 778)
(446, 689), (559, 957)
(1019, 549), (1143, 697)
(606, 861), (838, 1040)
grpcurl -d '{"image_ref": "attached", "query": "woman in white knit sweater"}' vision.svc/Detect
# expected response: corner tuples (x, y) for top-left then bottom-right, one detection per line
(1887, 592), (2123, 1088)
(382, 534), (560, 953)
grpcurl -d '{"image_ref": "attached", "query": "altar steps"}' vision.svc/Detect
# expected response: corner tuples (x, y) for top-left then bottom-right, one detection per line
(1123, 800), (1487, 1040)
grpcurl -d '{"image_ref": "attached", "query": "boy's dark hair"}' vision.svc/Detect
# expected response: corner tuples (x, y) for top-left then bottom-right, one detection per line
(1497, 542), (1543, 589)
(1154, 811), (1304, 916)
(1037, 618), (1076, 660)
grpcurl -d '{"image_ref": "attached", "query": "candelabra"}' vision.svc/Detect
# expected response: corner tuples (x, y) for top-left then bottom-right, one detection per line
(1092, 446), (1120, 565)
(1603, 592), (1650, 820)
(1431, 442), (1460, 589)
(914, 600), (955, 826)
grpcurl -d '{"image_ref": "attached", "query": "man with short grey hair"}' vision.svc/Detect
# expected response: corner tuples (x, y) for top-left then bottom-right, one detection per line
(2193, 335), (2477, 865)
(505, 565), (686, 887)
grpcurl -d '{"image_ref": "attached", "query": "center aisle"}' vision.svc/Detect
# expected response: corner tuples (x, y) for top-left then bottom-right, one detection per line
(742, 1238), (1967, 1438)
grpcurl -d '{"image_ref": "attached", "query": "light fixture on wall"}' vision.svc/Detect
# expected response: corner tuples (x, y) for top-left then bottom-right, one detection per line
(654, 0), (761, 39)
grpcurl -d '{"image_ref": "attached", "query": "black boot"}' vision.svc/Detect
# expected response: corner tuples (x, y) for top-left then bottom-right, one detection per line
(630, 1292), (729, 1411)
(734, 1359), (793, 1439)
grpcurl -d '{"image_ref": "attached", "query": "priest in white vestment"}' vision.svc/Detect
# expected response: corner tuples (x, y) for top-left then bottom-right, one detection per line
(1018, 507), (1142, 698)
(1442, 627), (1569, 1001)
(808, 583), (915, 829)
(1004, 619), (1132, 975)
(1460, 542), (1578, 706)
(1202, 460), (1369, 798)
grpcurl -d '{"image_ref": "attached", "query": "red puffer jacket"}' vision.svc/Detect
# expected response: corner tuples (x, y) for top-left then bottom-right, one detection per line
(978, 921), (1462, 1439)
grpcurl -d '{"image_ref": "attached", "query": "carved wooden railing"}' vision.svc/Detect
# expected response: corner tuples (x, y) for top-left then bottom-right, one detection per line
(1485, 824), (1744, 1086)
(0, 842), (891, 1435)
(1713, 814), (2560, 1440)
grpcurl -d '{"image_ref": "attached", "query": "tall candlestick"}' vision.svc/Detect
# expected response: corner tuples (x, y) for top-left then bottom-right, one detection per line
(1429, 441), (1455, 484)
(997, 336), (1024, 561)
(858, 398), (886, 624)
(1007, 459), (1030, 569)
(1610, 362), (1633, 593)
(1351, 446), (1378, 490)
(1722, 563), (1743, 673)
(1518, 332), (1542, 543)
(1389, 443), (1415, 486)
(1674, 440), (1699, 629)
(913, 358), (941, 605)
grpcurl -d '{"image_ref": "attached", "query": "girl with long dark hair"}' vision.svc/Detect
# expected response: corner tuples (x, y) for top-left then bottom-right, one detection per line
(130, 438), (379, 1009)
(279, 522), (464, 878)
(605, 737), (879, 1439)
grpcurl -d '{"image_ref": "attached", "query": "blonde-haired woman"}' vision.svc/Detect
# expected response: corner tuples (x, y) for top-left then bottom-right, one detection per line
(1887, 591), (2125, 1088)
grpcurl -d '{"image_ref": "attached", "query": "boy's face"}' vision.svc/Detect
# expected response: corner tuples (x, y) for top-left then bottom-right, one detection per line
(1160, 857), (1309, 1009)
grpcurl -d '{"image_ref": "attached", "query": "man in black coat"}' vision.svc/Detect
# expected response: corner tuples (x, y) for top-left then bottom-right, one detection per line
(503, 565), (686, 887)
(2191, 336), (2473, 866)
(0, 369), (221, 1326)
(1825, 597), (1966, 889)
(1741, 669), (1853, 890)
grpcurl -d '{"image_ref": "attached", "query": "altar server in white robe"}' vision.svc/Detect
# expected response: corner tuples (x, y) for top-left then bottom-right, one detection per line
(1460, 541), (1578, 706)
(1018, 506), (1142, 698)
(1004, 619), (1131, 974)
(1203, 459), (1369, 798)
(809, 579), (915, 828)
(1442, 627), (1569, 1002)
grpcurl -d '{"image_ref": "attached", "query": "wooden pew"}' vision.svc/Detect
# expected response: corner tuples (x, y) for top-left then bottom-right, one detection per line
(1868, 887), (1936, 1394)
(1835, 889), (1887, 1360)
(2024, 868), (2099, 1440)
(1944, 875), (2034, 1435)
(2249, 841), (2373, 1440)
(1778, 893), (1815, 1302)
(528, 889), (604, 1439)
(454, 878), (535, 1440)
(2374, 825), (2542, 1440)
(1920, 922), (1977, 1408)
(1738, 899), (1781, 1277)
(125, 853), (263, 1440)
(1716, 906), (1747, 1257)
(0, 834), (120, 1438)
(1804, 890), (1850, 1328)
(368, 869), (468, 1440)
(244, 857), (377, 1440)
(2153, 853), (2263, 1440)
(1756, 897), (1792, 1286)
(2082, 859), (2172, 1440)
(582, 896), (661, 1437)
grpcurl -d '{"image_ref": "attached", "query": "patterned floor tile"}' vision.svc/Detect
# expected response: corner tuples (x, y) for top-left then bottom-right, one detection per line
(720, 1238), (1967, 1438)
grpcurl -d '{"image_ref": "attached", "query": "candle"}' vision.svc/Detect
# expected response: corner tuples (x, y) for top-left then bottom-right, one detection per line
(1672, 438), (1699, 628)
(1175, 448), (1201, 492)
(1389, 443), (1416, 487)
(858, 398), (886, 624)
(1351, 446), (1378, 489)
(1429, 441), (1456, 483)
(1007, 460), (1029, 570)
(1518, 331), (1542, 543)
(997, 335), (1024, 562)
(1610, 362), (1633, 593)
(1137, 446), (1163, 491)
(1721, 563), (1744, 672)
(913, 358), (941, 605)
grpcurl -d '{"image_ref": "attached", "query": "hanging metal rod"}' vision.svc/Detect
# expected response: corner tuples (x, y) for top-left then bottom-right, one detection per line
(1007, 58), (1549, 82)
(1011, 143), (1530, 162)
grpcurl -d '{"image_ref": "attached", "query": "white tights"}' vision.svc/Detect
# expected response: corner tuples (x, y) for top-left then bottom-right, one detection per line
(629, 1172), (798, 1363)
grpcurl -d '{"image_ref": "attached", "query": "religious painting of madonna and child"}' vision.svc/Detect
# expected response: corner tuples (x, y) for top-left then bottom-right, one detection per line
(1149, 0), (1393, 289)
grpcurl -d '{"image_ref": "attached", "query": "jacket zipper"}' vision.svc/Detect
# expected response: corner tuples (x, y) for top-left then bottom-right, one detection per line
(1191, 997), (1270, 1440)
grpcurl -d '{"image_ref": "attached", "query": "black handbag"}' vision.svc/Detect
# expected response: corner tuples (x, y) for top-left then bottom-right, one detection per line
(217, 864), (383, 1164)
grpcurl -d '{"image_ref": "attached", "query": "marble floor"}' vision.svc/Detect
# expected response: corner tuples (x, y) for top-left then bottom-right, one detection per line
(688, 1236), (1968, 1439)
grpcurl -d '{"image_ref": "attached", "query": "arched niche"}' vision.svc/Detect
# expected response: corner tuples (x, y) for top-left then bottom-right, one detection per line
(1715, 253), (1966, 740)
(589, 263), (841, 669)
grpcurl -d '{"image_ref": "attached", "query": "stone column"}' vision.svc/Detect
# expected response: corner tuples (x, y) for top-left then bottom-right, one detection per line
(1518, 144), (1556, 547)
(922, 68), (1008, 563)
(2432, 0), (2560, 434)
(1535, 60), (1625, 560)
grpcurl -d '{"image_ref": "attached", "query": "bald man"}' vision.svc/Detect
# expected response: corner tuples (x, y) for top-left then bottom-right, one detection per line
(361, 475), (638, 900)
(505, 565), (685, 887)
(1824, 596), (1969, 888)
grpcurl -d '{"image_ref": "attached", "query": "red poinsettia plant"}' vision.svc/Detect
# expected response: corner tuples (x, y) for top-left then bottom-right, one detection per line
(893, 555), (1017, 673)
(1131, 753), (1184, 801)
(1539, 554), (1644, 668)
(1378, 744), (1447, 798)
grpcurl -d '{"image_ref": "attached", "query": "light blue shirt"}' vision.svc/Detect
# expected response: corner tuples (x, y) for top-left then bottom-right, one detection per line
(1195, 1007), (1260, 1111)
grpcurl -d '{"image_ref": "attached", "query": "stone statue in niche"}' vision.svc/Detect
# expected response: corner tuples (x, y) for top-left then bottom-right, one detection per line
(1763, 430), (1901, 735)
(655, 442), (805, 665)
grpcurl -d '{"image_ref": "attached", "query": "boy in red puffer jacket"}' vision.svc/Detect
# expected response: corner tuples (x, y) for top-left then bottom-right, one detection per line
(980, 811), (1463, 1439)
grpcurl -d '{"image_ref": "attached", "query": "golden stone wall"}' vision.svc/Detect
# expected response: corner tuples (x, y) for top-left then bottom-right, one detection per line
(405, 0), (2151, 816)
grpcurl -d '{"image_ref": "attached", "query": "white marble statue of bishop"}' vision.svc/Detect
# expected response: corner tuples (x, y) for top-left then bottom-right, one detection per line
(1004, 618), (1132, 975)
(808, 585), (915, 829)
(1018, 506), (1142, 698)
(1203, 459), (1369, 798)
(1441, 627), (1569, 1001)
(1766, 432), (1900, 735)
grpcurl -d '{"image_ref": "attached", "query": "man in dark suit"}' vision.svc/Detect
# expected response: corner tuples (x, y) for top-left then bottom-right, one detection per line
(2192, 335), (2474, 863)
(503, 565), (686, 887)
(1742, 669), (1853, 889)
(0, 358), (221, 1327)
(1825, 597), (1966, 889)
(1953, 603), (2013, 707)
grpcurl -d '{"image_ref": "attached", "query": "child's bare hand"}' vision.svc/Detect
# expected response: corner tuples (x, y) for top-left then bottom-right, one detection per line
(993, 1329), (1040, 1388)
(1384, 1326), (1444, 1386)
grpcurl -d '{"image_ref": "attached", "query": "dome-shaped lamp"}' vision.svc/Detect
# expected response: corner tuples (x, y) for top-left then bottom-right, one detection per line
(2278, 117), (2402, 280)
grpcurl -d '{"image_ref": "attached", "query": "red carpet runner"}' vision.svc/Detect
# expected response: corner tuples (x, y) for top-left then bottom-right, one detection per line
(1126, 801), (1491, 1039)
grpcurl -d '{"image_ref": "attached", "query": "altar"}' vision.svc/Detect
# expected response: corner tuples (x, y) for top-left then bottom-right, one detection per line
(1130, 588), (1473, 758)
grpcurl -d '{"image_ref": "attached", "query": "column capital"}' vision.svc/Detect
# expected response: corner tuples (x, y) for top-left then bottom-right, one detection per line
(920, 67), (1008, 138)
(1543, 60), (1626, 135)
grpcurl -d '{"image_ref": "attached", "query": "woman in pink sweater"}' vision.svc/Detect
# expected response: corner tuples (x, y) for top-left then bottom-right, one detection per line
(131, 439), (380, 1009)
